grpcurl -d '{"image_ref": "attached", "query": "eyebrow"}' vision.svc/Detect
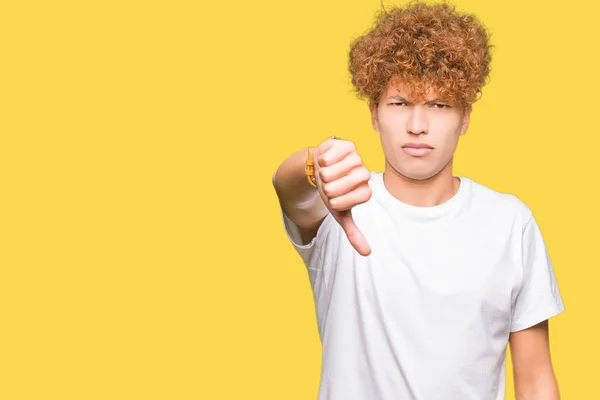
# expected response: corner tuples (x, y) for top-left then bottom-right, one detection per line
(387, 95), (447, 104)
(387, 95), (409, 102)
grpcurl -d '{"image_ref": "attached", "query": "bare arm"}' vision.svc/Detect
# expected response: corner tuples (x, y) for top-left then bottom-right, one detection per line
(510, 320), (560, 400)
(272, 138), (373, 255)
(271, 147), (329, 245)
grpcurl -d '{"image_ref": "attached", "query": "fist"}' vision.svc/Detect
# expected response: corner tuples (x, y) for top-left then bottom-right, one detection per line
(314, 137), (372, 256)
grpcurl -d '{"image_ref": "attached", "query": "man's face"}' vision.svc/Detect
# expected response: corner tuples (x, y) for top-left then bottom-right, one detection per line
(370, 83), (472, 181)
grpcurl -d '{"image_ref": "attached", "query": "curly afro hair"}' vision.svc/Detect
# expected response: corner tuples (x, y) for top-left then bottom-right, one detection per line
(348, 1), (493, 108)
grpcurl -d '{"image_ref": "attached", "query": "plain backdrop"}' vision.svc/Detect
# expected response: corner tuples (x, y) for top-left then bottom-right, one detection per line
(1, 0), (597, 398)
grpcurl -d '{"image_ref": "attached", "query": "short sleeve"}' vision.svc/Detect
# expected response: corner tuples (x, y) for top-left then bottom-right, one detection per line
(510, 214), (565, 332)
(281, 209), (336, 270)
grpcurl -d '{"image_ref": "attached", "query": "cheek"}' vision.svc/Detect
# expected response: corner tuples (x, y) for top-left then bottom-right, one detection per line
(378, 114), (404, 137)
(379, 127), (403, 151)
(433, 119), (463, 144)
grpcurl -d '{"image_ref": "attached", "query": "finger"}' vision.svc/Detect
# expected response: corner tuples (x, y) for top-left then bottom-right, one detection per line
(327, 184), (372, 212)
(319, 152), (363, 183)
(321, 167), (371, 199)
(335, 210), (372, 256)
(315, 137), (337, 156)
(317, 140), (356, 168)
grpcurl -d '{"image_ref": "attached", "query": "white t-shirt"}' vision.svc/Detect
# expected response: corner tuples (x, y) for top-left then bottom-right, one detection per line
(281, 171), (564, 400)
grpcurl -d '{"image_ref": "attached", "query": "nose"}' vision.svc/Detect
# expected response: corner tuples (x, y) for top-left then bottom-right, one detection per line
(406, 107), (428, 135)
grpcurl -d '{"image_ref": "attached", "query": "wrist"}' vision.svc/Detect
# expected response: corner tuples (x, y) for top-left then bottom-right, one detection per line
(305, 147), (318, 188)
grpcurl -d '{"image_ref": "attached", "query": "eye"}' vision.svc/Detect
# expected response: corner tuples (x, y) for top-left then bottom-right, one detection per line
(432, 103), (450, 109)
(390, 102), (406, 106)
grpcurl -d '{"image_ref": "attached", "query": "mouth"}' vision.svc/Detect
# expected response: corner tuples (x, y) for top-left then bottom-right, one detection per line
(401, 143), (433, 157)
(402, 143), (433, 149)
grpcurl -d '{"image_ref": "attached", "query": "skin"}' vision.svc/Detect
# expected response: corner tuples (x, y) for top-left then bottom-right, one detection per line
(310, 81), (474, 256)
(369, 83), (471, 209)
(272, 80), (560, 399)
(510, 320), (560, 399)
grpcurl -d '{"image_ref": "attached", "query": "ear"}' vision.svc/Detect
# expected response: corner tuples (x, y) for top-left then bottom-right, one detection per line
(460, 105), (472, 136)
(369, 100), (380, 132)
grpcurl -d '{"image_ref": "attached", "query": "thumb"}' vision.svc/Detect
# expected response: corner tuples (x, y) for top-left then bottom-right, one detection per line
(334, 210), (371, 256)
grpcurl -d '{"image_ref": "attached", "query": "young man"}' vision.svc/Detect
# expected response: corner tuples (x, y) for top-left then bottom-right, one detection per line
(272, 2), (564, 399)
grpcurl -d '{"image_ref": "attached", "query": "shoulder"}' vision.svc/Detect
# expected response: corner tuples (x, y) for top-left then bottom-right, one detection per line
(464, 176), (533, 228)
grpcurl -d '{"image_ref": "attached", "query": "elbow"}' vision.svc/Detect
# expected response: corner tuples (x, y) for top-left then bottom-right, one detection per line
(515, 370), (560, 400)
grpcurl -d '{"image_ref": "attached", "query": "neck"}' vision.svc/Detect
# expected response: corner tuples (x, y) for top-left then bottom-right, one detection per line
(383, 159), (460, 207)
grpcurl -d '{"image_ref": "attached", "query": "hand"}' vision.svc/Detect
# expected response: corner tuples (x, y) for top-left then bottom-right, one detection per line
(314, 137), (372, 256)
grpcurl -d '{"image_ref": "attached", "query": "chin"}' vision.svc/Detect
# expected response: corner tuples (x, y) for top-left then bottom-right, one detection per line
(389, 162), (444, 182)
(401, 171), (437, 181)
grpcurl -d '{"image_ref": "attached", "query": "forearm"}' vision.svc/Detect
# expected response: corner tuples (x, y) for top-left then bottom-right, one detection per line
(272, 147), (328, 233)
(272, 147), (318, 206)
(515, 369), (560, 400)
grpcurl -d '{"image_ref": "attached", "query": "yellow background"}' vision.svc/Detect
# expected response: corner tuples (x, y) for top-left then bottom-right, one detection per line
(1, 0), (596, 398)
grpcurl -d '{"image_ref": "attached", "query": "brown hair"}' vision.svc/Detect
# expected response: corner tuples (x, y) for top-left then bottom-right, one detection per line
(348, 1), (493, 108)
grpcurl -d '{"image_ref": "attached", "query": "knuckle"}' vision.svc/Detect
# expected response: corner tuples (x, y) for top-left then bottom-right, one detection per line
(322, 183), (333, 197)
(348, 153), (361, 167)
(361, 186), (373, 202)
(364, 187), (373, 201)
(328, 198), (339, 210)
(360, 168), (371, 182)
(329, 198), (344, 211)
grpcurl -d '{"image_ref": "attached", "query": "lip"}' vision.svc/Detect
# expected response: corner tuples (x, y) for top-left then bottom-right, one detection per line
(401, 143), (433, 157)
(402, 143), (433, 149)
